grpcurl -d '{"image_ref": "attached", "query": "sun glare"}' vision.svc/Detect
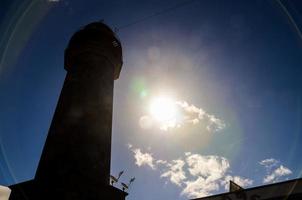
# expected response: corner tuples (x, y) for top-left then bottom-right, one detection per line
(149, 97), (177, 122)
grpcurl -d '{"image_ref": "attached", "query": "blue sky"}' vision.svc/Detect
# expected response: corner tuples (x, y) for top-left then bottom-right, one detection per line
(0, 0), (302, 199)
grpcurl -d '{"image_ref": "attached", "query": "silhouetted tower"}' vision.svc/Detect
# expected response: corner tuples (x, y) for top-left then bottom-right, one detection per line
(35, 21), (122, 188)
(9, 22), (126, 200)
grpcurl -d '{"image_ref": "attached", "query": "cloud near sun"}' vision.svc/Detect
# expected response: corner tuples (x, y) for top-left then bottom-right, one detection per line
(139, 98), (226, 132)
(128, 145), (293, 198)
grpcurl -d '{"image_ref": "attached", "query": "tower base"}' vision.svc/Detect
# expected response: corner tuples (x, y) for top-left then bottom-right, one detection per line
(9, 180), (127, 200)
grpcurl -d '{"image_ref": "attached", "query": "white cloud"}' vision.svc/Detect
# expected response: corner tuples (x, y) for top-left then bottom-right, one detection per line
(128, 145), (155, 169)
(128, 146), (253, 198)
(259, 158), (279, 169)
(180, 153), (231, 198)
(156, 159), (168, 165)
(205, 114), (226, 132)
(186, 154), (229, 181)
(128, 147), (298, 198)
(182, 177), (219, 198)
(175, 101), (226, 132)
(259, 158), (292, 184)
(159, 119), (180, 131)
(127, 143), (133, 149)
(161, 159), (186, 186)
(47, 0), (60, 2)
(263, 165), (292, 184)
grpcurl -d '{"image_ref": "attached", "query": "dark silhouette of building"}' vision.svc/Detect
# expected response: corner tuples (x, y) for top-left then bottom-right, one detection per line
(9, 21), (127, 200)
(191, 178), (302, 200)
(229, 180), (243, 193)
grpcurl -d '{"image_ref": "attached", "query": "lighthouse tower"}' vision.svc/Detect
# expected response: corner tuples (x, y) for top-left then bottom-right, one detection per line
(9, 22), (126, 200)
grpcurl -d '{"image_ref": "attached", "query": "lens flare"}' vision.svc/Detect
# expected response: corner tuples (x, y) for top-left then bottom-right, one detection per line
(149, 97), (176, 122)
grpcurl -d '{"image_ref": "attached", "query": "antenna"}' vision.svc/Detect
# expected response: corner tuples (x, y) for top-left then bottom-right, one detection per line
(121, 183), (128, 191)
(121, 177), (135, 192)
(110, 171), (124, 186)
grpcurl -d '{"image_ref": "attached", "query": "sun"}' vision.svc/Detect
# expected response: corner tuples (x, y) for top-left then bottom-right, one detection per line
(149, 96), (177, 122)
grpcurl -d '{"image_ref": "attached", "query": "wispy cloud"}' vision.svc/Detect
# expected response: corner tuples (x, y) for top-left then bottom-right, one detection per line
(128, 145), (252, 198)
(130, 147), (155, 169)
(259, 158), (279, 169)
(185, 153), (229, 180)
(260, 158), (292, 184)
(263, 165), (292, 184)
(161, 159), (186, 186)
(176, 101), (226, 132)
(129, 147), (294, 197)
(182, 177), (219, 198)
(181, 153), (235, 198)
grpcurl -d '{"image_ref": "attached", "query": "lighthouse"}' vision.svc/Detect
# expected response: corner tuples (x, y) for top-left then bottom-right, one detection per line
(9, 22), (126, 200)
